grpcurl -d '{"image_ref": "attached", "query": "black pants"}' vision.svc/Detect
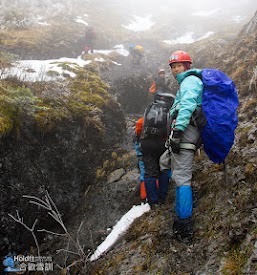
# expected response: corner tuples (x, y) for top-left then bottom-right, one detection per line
(141, 138), (166, 178)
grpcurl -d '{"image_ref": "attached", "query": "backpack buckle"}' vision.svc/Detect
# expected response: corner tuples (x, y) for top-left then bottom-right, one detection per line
(151, 128), (157, 135)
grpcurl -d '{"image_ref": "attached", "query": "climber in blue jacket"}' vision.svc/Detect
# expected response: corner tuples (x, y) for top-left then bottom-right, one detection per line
(168, 50), (203, 243)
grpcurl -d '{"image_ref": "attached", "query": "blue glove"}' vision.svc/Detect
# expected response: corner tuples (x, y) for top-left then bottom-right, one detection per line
(169, 129), (183, 154)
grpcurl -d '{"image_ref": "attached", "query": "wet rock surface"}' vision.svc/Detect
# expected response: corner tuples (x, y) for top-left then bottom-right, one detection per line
(0, 105), (125, 258)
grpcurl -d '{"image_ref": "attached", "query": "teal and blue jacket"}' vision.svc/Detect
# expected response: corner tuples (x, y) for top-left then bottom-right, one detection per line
(170, 69), (203, 131)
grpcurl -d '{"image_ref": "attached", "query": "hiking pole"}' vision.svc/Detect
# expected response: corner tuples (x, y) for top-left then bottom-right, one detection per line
(223, 159), (229, 184)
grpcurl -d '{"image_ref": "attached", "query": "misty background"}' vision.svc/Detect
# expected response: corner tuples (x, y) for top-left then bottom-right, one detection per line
(1, 0), (257, 46)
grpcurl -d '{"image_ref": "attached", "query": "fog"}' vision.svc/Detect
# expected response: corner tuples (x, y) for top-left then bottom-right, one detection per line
(1, 0), (256, 19)
(1, 0), (257, 45)
(91, 0), (257, 18)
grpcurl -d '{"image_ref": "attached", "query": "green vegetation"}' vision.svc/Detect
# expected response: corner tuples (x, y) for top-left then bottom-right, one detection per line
(0, 83), (41, 135)
(0, 51), (19, 79)
(0, 64), (114, 135)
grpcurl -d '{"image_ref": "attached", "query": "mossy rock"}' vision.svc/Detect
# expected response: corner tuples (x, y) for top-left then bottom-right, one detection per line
(0, 65), (116, 135)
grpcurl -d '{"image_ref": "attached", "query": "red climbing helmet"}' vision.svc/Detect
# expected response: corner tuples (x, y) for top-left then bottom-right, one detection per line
(169, 50), (192, 65)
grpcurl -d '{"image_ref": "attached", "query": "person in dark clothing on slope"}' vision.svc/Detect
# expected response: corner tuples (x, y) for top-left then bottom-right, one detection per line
(148, 69), (172, 103)
(156, 69), (172, 94)
(140, 92), (174, 209)
(84, 26), (96, 54)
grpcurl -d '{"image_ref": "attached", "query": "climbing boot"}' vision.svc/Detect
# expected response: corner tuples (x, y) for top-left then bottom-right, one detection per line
(173, 216), (194, 244)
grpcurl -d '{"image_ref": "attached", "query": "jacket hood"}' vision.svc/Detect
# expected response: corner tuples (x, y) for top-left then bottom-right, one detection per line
(176, 69), (203, 84)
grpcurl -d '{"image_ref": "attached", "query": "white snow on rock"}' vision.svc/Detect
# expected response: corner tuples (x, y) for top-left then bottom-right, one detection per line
(113, 44), (130, 56)
(197, 31), (215, 40)
(90, 203), (151, 262)
(122, 15), (155, 32)
(192, 8), (222, 17)
(94, 44), (129, 57)
(36, 16), (49, 26)
(1, 58), (92, 82)
(37, 21), (49, 26)
(2, 44), (129, 82)
(163, 31), (214, 45)
(164, 32), (195, 45)
(112, 61), (122, 66)
(75, 17), (88, 26)
(231, 15), (246, 23)
(94, 57), (105, 62)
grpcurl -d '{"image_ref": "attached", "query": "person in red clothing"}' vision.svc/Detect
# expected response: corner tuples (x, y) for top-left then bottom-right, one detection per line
(84, 26), (96, 54)
(134, 117), (147, 201)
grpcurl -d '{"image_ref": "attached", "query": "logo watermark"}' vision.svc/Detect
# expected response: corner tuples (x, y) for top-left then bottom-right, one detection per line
(3, 254), (53, 273)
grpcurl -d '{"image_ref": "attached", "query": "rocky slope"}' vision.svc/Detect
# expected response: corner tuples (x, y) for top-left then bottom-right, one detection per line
(88, 11), (257, 275)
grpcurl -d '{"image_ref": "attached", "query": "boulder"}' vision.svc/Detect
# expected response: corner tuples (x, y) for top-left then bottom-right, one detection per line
(107, 168), (126, 183)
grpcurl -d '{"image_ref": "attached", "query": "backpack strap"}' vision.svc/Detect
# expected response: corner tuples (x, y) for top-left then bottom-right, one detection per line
(180, 143), (196, 151)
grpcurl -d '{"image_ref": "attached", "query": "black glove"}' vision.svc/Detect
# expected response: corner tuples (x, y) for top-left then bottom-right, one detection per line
(169, 128), (183, 154)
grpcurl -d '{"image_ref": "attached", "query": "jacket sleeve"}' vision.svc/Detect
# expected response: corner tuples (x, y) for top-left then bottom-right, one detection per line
(135, 117), (144, 136)
(175, 76), (203, 131)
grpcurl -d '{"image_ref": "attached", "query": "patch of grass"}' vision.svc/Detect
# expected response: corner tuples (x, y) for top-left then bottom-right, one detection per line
(0, 26), (50, 49)
(241, 98), (257, 120)
(0, 83), (42, 135)
(221, 248), (248, 275)
(237, 126), (253, 147)
(0, 51), (19, 72)
(46, 70), (60, 77)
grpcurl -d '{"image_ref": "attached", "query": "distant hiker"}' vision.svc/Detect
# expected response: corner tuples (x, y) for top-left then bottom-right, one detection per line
(129, 44), (145, 64)
(140, 92), (174, 208)
(84, 26), (96, 54)
(134, 117), (146, 201)
(167, 50), (203, 243)
(148, 69), (172, 102)
(156, 69), (172, 94)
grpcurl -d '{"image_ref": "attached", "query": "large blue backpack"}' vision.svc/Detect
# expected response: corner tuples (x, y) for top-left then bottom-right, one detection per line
(197, 69), (239, 164)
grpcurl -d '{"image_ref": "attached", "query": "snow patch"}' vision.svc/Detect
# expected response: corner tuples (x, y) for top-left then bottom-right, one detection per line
(192, 8), (222, 17)
(94, 57), (105, 62)
(75, 17), (88, 26)
(2, 44), (130, 82)
(163, 31), (214, 45)
(231, 15), (246, 23)
(112, 61), (122, 66)
(122, 15), (155, 32)
(90, 203), (151, 262)
(1, 58), (92, 82)
(37, 21), (49, 26)
(197, 31), (215, 41)
(94, 45), (129, 57)
(35, 16), (49, 26)
(163, 32), (195, 45)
